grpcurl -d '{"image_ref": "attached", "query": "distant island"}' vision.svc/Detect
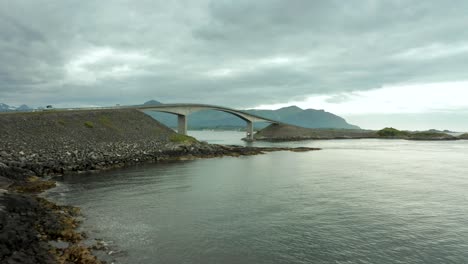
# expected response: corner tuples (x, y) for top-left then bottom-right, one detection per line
(254, 124), (468, 141)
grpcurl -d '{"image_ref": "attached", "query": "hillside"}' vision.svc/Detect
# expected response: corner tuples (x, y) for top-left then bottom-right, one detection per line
(0, 109), (181, 174)
(0, 109), (174, 147)
(144, 104), (360, 130)
(251, 106), (359, 129)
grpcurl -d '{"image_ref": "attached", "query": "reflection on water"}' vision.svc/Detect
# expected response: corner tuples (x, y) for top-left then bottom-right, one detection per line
(48, 131), (468, 264)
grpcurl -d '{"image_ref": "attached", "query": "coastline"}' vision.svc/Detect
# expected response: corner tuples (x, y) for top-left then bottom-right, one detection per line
(0, 142), (320, 263)
(0, 109), (318, 263)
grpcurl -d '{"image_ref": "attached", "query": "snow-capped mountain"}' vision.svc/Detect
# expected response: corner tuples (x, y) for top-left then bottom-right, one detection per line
(0, 103), (32, 112)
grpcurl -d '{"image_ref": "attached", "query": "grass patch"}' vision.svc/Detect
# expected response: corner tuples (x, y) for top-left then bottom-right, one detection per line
(411, 131), (442, 137)
(170, 134), (197, 143)
(99, 116), (113, 127)
(58, 119), (66, 126)
(84, 121), (94, 128)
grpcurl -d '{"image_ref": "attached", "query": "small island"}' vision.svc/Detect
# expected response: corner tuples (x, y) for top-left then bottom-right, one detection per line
(254, 124), (463, 142)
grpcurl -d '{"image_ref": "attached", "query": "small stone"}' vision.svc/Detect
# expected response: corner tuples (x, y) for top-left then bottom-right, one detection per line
(91, 240), (107, 250)
(49, 240), (70, 249)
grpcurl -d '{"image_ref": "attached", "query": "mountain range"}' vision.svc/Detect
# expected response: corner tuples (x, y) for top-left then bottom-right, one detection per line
(142, 100), (360, 130)
(0, 103), (32, 112)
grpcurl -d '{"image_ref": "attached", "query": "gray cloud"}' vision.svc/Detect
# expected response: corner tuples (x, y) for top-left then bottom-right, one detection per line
(1, 0), (468, 108)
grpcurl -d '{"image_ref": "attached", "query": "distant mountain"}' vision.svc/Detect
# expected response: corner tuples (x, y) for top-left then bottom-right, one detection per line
(0, 103), (32, 112)
(17, 104), (32, 111)
(143, 101), (360, 130)
(0, 103), (13, 112)
(245, 107), (360, 129)
(142, 100), (162, 106)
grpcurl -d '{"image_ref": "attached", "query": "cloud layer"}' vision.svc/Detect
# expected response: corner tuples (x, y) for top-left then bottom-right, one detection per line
(1, 0), (468, 114)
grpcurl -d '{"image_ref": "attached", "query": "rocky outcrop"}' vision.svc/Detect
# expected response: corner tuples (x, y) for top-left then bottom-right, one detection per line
(255, 123), (376, 141)
(0, 192), (58, 264)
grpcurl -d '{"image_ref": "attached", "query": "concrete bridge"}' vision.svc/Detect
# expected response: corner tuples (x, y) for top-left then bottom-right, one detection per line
(136, 104), (282, 141)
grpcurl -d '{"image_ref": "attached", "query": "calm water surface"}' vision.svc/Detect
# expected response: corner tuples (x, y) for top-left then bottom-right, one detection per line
(47, 131), (468, 263)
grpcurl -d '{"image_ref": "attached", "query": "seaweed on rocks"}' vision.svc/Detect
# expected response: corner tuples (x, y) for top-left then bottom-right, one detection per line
(0, 165), (102, 264)
(0, 192), (57, 264)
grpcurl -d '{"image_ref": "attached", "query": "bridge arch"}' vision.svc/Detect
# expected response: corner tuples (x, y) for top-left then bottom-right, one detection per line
(137, 104), (281, 141)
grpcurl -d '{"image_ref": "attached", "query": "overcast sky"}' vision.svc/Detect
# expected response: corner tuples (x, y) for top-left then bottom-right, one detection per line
(1, 1), (468, 130)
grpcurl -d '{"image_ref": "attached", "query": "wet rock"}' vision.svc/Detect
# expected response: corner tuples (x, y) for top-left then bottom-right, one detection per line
(0, 176), (13, 189)
(49, 240), (69, 250)
(0, 193), (57, 264)
(90, 240), (107, 251)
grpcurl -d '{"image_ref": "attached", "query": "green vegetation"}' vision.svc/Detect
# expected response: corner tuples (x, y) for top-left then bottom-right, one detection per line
(459, 133), (468, 139)
(84, 121), (94, 128)
(377, 127), (455, 140)
(411, 132), (442, 137)
(58, 119), (66, 126)
(410, 131), (454, 140)
(99, 116), (113, 127)
(169, 134), (197, 143)
(376, 127), (410, 138)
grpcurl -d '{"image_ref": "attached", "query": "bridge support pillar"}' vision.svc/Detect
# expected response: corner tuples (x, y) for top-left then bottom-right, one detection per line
(177, 114), (187, 135)
(246, 121), (254, 141)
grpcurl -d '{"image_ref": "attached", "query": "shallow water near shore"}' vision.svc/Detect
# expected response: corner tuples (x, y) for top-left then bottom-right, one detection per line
(47, 131), (468, 264)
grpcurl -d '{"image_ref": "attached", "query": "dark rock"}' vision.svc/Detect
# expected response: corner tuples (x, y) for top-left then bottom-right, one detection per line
(0, 193), (57, 264)
(0, 177), (13, 189)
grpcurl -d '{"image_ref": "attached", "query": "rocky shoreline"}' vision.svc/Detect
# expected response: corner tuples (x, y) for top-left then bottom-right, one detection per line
(0, 141), (319, 177)
(0, 108), (320, 264)
(0, 143), (320, 264)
